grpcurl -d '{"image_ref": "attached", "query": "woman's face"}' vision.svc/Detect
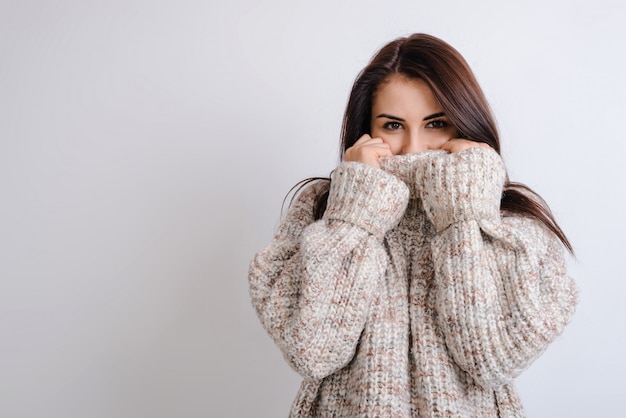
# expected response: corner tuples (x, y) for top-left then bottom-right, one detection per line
(370, 75), (459, 155)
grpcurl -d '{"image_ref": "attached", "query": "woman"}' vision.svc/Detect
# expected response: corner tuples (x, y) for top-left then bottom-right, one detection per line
(248, 33), (577, 417)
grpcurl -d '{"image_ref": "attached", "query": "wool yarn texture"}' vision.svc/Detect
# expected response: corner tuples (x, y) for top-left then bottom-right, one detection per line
(249, 147), (578, 417)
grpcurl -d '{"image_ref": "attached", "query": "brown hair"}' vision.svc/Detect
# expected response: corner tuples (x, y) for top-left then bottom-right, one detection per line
(291, 33), (572, 253)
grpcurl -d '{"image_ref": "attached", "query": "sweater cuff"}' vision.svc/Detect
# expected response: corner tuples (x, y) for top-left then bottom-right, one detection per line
(417, 147), (506, 232)
(323, 162), (410, 237)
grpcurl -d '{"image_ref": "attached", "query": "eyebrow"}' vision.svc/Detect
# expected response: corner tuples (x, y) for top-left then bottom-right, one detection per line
(376, 113), (405, 122)
(376, 112), (445, 122)
(422, 112), (445, 121)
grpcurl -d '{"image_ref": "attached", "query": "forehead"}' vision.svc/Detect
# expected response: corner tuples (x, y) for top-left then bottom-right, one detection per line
(372, 75), (440, 115)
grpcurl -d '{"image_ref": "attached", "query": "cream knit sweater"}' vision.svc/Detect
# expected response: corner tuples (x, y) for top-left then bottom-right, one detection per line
(249, 147), (577, 417)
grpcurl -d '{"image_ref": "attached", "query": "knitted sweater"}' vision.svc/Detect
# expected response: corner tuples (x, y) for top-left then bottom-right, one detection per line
(249, 147), (578, 417)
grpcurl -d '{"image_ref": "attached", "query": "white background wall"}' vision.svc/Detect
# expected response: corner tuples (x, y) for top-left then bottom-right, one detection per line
(1, 0), (624, 417)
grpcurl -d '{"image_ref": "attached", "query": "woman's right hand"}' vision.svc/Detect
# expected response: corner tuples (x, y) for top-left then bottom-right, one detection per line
(344, 134), (393, 169)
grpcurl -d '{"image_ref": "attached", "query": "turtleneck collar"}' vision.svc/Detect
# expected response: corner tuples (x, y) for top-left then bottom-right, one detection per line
(377, 151), (446, 229)
(378, 150), (447, 188)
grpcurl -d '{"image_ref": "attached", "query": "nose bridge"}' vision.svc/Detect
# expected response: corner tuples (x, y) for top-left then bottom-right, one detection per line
(402, 127), (426, 153)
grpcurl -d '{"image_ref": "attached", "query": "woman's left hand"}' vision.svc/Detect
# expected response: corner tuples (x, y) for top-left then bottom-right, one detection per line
(440, 138), (491, 154)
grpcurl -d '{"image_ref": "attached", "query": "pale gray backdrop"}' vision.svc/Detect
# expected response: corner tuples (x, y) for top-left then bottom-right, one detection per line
(1, 0), (624, 417)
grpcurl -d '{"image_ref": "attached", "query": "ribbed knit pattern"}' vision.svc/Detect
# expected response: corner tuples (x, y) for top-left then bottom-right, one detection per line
(249, 147), (578, 417)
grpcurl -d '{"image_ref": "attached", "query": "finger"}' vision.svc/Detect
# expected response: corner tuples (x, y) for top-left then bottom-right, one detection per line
(359, 138), (386, 148)
(345, 142), (391, 167)
(346, 143), (390, 159)
(367, 143), (392, 155)
(441, 138), (489, 153)
(353, 133), (373, 145)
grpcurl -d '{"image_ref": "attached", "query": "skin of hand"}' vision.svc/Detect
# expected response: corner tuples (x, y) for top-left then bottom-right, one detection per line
(344, 134), (393, 169)
(439, 138), (490, 154)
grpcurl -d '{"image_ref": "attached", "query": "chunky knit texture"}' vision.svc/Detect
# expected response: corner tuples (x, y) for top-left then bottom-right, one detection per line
(249, 147), (578, 417)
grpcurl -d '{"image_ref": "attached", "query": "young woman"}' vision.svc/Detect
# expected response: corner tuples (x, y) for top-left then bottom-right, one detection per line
(248, 33), (578, 417)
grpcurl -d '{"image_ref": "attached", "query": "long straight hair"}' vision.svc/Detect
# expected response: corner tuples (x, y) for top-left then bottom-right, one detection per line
(292, 33), (572, 253)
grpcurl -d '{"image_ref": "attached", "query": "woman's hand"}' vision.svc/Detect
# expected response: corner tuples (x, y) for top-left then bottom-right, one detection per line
(440, 138), (491, 154)
(344, 134), (393, 169)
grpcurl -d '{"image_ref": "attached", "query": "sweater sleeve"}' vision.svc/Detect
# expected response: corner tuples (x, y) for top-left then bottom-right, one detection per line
(248, 162), (409, 380)
(416, 147), (578, 388)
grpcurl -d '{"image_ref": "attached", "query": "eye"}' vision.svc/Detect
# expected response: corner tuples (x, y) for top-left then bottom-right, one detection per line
(383, 121), (403, 130)
(425, 119), (449, 129)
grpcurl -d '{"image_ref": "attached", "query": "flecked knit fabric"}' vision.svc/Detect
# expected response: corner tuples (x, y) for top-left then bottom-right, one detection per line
(248, 147), (578, 417)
